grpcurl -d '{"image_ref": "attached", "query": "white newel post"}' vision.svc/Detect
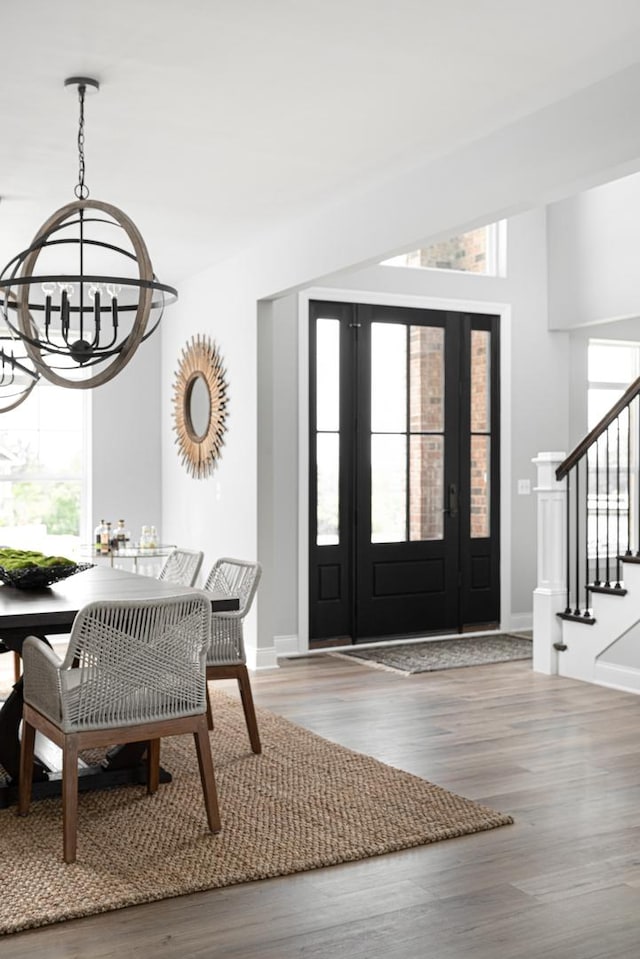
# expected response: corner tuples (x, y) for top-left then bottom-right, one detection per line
(532, 452), (567, 675)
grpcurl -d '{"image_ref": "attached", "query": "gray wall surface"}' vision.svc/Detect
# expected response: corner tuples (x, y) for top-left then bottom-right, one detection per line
(548, 172), (640, 330)
(91, 332), (162, 548)
(265, 208), (571, 639)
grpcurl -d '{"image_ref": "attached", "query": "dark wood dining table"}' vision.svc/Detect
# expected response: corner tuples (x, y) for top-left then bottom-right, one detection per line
(0, 564), (238, 807)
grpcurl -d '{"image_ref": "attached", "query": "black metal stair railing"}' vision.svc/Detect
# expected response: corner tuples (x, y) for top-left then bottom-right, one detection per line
(556, 377), (640, 624)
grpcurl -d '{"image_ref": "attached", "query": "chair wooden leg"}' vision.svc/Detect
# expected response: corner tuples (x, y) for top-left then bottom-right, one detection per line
(193, 715), (221, 833)
(206, 684), (214, 731)
(147, 739), (160, 795)
(62, 734), (79, 864)
(13, 651), (21, 684)
(237, 665), (262, 754)
(17, 718), (36, 816)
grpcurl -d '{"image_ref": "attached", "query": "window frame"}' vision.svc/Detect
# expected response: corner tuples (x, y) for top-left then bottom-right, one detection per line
(380, 220), (506, 277)
(0, 382), (91, 555)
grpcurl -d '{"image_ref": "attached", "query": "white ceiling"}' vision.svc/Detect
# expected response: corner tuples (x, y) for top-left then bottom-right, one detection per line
(3, 0), (640, 285)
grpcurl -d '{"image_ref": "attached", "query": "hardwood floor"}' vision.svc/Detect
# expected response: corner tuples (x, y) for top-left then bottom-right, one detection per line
(3, 651), (640, 957)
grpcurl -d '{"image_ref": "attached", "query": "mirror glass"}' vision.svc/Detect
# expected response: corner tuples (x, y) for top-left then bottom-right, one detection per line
(188, 374), (211, 440)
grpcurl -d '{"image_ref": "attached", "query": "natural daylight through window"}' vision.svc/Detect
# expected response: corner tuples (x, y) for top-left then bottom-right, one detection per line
(0, 382), (87, 559)
(382, 221), (505, 276)
(587, 339), (640, 564)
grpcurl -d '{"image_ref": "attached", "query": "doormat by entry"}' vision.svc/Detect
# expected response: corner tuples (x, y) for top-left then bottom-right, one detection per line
(331, 633), (533, 674)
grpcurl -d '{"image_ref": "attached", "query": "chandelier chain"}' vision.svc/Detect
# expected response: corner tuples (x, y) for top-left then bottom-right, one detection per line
(75, 84), (89, 200)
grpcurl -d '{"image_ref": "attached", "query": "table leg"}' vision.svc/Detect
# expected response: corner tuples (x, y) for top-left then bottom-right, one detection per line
(102, 741), (148, 770)
(0, 677), (48, 783)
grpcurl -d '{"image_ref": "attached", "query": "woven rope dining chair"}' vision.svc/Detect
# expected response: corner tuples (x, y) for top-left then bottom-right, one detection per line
(18, 593), (221, 863)
(203, 558), (262, 754)
(158, 548), (204, 587)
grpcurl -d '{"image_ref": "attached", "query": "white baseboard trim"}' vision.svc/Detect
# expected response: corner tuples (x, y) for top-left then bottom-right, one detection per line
(245, 645), (279, 671)
(275, 634), (300, 657)
(594, 661), (640, 695)
(508, 612), (533, 632)
(281, 625), (524, 659)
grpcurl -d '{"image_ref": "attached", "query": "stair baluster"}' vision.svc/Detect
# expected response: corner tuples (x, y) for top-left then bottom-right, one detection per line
(605, 427), (611, 588)
(626, 406), (632, 556)
(565, 476), (571, 616)
(555, 372), (640, 624)
(574, 466), (581, 616)
(594, 437), (601, 586)
(584, 455), (591, 616)
(615, 417), (621, 587)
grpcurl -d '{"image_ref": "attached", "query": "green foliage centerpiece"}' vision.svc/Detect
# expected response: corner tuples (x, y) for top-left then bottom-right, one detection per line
(0, 548), (92, 590)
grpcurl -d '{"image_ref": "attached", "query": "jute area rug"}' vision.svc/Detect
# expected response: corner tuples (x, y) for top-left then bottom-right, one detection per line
(0, 689), (512, 935)
(332, 633), (533, 674)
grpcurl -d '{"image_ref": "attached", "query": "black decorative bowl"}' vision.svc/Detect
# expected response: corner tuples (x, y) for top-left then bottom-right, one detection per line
(0, 562), (94, 590)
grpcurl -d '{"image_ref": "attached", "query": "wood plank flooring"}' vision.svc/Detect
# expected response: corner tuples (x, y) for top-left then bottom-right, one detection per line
(2, 651), (640, 957)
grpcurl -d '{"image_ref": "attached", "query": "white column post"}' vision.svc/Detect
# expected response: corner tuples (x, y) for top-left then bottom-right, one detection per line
(532, 451), (567, 674)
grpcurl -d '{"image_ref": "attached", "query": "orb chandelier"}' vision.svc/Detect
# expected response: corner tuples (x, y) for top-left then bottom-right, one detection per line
(0, 77), (177, 389)
(0, 291), (39, 413)
(0, 341), (39, 413)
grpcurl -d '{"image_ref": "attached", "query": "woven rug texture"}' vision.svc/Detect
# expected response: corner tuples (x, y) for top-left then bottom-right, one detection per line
(0, 689), (512, 935)
(332, 633), (533, 674)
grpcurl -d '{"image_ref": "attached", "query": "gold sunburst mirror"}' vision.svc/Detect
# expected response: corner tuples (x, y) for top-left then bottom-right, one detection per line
(173, 335), (228, 478)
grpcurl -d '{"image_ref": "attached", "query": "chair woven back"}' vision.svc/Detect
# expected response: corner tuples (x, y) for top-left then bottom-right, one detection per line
(203, 558), (262, 666)
(158, 549), (204, 587)
(23, 594), (211, 733)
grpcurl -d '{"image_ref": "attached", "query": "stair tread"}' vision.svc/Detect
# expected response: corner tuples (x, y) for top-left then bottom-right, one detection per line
(557, 611), (596, 625)
(588, 584), (628, 596)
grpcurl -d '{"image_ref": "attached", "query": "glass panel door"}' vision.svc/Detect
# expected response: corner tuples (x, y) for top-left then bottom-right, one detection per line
(315, 319), (341, 545)
(309, 301), (500, 643)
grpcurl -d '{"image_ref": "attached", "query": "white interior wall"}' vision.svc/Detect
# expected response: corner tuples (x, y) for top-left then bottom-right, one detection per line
(548, 172), (640, 330)
(246, 64), (640, 305)
(552, 173), (640, 462)
(268, 296), (299, 645)
(91, 332), (162, 546)
(568, 315), (640, 455)
(265, 208), (569, 651)
(160, 257), (258, 591)
(550, 188), (640, 682)
(159, 69), (640, 668)
(599, 621), (640, 670)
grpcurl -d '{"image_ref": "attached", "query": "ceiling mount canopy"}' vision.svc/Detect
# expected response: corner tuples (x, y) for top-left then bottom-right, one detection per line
(0, 76), (177, 390)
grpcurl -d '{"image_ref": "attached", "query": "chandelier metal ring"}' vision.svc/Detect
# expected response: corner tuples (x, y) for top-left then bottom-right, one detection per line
(0, 75), (177, 394)
(0, 197), (177, 389)
(0, 289), (40, 412)
(0, 349), (39, 412)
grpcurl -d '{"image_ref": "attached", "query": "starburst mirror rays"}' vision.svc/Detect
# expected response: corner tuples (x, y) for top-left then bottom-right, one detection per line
(173, 335), (228, 478)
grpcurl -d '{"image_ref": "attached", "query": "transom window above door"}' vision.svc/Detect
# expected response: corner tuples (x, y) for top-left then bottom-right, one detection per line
(381, 221), (505, 276)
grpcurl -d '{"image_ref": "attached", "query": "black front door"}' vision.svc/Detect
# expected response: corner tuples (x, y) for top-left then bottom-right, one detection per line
(309, 300), (499, 643)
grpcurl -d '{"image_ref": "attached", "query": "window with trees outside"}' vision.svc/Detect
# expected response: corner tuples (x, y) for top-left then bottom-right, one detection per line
(0, 383), (87, 559)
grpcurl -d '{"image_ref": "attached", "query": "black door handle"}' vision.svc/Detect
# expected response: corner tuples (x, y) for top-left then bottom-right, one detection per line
(444, 483), (458, 518)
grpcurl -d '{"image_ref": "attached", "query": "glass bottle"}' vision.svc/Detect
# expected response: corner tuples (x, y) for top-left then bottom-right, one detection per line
(148, 525), (158, 548)
(94, 519), (105, 554)
(100, 521), (111, 555)
(140, 525), (150, 548)
(116, 519), (129, 550)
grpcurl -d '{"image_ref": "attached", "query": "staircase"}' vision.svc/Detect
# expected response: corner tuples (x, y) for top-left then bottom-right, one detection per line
(534, 375), (640, 694)
(559, 557), (640, 692)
